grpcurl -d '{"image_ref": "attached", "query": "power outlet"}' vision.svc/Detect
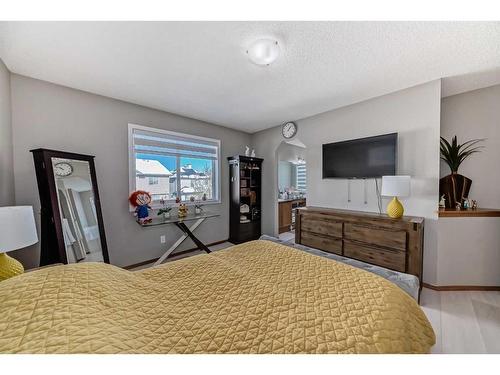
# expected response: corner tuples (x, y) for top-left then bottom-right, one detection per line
(160, 235), (166, 244)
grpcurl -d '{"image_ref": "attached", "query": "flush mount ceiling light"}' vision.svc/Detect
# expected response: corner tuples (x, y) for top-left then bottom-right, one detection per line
(246, 39), (280, 66)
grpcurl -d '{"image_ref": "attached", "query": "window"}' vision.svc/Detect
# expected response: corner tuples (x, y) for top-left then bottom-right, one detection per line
(296, 164), (307, 192)
(129, 124), (221, 206)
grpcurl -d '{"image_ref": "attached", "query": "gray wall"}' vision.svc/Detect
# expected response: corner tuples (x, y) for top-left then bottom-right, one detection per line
(441, 84), (500, 208)
(0, 58), (14, 206)
(252, 80), (442, 284)
(437, 218), (500, 286)
(11, 74), (251, 269)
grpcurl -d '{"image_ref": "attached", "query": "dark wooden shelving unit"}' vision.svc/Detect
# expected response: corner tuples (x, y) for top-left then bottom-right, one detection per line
(228, 155), (263, 243)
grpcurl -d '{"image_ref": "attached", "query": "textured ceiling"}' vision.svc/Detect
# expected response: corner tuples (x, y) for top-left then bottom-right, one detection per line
(1, 22), (500, 133)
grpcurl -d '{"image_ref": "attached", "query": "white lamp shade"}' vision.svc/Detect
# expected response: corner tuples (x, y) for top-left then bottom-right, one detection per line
(381, 176), (411, 197)
(0, 206), (38, 253)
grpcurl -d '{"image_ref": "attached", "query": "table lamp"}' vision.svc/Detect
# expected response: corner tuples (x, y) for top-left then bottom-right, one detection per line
(0, 206), (38, 281)
(381, 176), (411, 219)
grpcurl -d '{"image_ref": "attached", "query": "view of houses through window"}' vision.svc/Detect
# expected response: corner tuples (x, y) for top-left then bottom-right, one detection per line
(130, 125), (220, 204)
(136, 155), (215, 202)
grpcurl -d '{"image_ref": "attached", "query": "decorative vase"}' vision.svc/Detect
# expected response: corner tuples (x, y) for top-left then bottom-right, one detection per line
(163, 211), (171, 219)
(439, 173), (472, 209)
(386, 197), (404, 219)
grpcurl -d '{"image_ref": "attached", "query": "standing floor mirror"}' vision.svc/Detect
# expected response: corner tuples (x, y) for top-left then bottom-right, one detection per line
(31, 149), (109, 266)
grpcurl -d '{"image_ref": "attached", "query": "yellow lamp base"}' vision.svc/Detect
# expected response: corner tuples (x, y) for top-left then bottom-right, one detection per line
(386, 197), (404, 219)
(0, 253), (24, 281)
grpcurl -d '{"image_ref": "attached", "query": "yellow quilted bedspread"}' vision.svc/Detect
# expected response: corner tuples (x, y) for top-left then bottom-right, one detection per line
(0, 240), (435, 353)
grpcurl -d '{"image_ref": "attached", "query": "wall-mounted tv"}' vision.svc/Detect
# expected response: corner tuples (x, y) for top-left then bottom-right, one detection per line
(322, 133), (397, 178)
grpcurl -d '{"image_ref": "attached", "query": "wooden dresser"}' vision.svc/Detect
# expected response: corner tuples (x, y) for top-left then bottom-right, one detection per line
(295, 207), (424, 287)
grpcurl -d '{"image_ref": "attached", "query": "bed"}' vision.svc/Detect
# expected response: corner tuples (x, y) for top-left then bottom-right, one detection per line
(0, 240), (435, 353)
(260, 235), (421, 301)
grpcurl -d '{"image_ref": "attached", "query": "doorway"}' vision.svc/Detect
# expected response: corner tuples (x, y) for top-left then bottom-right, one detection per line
(275, 140), (307, 242)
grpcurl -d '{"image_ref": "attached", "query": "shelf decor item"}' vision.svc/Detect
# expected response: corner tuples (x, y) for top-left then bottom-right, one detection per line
(381, 176), (411, 219)
(158, 198), (172, 219)
(439, 136), (484, 208)
(439, 194), (446, 208)
(0, 206), (38, 281)
(129, 190), (153, 224)
(178, 203), (188, 218)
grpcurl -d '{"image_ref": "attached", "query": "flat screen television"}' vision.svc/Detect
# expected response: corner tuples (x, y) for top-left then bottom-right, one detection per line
(322, 133), (397, 178)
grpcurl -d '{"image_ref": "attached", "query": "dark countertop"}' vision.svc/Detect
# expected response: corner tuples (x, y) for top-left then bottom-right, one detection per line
(278, 197), (306, 203)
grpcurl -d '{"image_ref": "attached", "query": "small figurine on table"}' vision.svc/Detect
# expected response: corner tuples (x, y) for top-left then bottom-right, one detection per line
(178, 203), (188, 218)
(471, 199), (478, 209)
(129, 190), (153, 224)
(439, 195), (446, 208)
(463, 198), (470, 209)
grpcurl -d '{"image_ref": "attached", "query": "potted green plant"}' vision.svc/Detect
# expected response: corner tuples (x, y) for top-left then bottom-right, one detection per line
(439, 135), (484, 208)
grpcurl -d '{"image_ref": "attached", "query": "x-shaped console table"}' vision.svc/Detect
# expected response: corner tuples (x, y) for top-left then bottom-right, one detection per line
(137, 212), (219, 266)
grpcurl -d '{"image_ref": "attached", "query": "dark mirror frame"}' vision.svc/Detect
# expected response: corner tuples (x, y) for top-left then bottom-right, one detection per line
(31, 148), (110, 265)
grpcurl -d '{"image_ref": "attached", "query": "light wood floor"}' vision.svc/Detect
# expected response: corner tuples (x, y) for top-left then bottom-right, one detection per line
(130, 241), (234, 271)
(133, 235), (500, 353)
(421, 288), (500, 353)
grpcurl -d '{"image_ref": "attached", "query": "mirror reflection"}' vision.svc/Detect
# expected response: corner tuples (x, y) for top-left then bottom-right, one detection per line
(277, 141), (307, 236)
(277, 141), (307, 200)
(52, 157), (104, 263)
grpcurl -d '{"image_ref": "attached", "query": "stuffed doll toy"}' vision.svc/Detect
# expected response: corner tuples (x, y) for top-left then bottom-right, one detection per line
(129, 190), (153, 224)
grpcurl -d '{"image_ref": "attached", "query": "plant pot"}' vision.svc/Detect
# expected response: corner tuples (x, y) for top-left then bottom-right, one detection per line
(439, 173), (472, 208)
(162, 211), (171, 219)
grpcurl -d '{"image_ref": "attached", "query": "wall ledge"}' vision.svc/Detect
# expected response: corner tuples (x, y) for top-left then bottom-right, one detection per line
(438, 208), (500, 218)
(423, 283), (500, 291)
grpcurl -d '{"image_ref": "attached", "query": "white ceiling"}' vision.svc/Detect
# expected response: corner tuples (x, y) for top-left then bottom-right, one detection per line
(1, 22), (500, 133)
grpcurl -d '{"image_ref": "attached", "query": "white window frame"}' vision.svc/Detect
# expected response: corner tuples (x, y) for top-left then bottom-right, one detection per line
(296, 164), (307, 192)
(128, 123), (221, 209)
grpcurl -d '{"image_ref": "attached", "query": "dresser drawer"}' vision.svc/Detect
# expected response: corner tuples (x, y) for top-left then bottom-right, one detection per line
(301, 231), (342, 255)
(300, 214), (343, 238)
(344, 241), (406, 272)
(344, 223), (407, 251)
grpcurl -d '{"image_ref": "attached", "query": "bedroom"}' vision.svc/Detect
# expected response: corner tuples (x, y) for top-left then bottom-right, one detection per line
(1, 0), (500, 372)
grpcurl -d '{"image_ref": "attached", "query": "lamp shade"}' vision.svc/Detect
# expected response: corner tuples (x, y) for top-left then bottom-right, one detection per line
(0, 206), (38, 253)
(381, 176), (411, 197)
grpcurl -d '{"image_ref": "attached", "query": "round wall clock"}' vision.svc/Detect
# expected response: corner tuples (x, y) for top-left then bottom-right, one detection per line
(54, 162), (73, 177)
(282, 122), (297, 139)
